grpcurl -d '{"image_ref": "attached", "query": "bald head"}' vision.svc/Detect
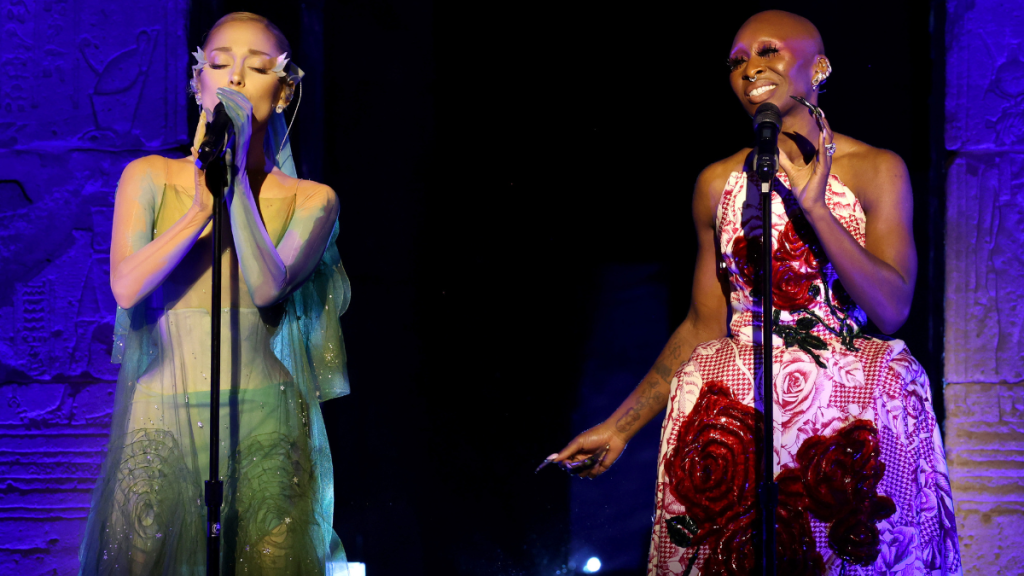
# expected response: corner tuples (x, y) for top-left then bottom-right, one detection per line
(727, 10), (831, 116)
(734, 10), (824, 55)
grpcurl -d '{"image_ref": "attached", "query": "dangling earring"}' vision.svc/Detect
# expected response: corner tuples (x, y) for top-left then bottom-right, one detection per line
(190, 78), (202, 104)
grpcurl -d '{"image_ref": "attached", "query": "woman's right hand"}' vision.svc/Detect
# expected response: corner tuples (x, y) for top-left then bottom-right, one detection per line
(191, 147), (215, 218)
(549, 421), (629, 479)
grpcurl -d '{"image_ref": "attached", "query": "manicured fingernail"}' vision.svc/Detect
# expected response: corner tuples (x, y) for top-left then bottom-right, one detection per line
(546, 453), (558, 460)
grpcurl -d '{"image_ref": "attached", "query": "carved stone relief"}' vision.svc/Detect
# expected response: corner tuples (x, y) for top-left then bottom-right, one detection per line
(0, 0), (187, 150)
(945, 0), (1024, 151)
(946, 1), (1024, 574)
(945, 153), (1024, 384)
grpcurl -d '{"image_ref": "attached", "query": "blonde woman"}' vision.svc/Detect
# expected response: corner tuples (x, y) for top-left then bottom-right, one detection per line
(79, 13), (350, 575)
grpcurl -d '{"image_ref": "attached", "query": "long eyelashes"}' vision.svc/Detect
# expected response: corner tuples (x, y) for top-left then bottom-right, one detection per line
(726, 44), (780, 72)
(755, 44), (780, 58)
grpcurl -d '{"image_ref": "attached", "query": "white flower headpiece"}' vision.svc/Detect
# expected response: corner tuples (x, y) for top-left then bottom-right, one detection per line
(192, 46), (208, 76)
(271, 52), (305, 85)
(191, 47), (304, 84)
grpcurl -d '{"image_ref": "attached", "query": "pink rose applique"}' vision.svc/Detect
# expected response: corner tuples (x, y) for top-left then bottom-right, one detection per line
(826, 351), (865, 388)
(774, 349), (833, 433)
(873, 520), (925, 575)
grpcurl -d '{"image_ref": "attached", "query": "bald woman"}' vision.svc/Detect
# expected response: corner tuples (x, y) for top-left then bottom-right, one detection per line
(551, 11), (961, 575)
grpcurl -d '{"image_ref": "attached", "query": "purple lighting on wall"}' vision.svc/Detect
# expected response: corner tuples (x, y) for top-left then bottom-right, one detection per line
(944, 0), (1024, 573)
(0, 1), (188, 573)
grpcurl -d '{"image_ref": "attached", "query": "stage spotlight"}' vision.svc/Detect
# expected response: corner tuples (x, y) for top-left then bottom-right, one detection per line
(327, 561), (366, 575)
(582, 557), (602, 573)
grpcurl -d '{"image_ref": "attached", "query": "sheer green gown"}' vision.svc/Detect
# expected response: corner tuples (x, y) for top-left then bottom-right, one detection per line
(79, 124), (350, 576)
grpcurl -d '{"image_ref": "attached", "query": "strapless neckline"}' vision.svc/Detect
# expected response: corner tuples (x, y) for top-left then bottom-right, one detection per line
(715, 171), (868, 344)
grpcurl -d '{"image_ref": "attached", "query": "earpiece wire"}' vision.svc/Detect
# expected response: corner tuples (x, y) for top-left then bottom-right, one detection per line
(277, 81), (302, 162)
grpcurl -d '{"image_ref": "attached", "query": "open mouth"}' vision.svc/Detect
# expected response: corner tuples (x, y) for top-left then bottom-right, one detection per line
(749, 84), (777, 97)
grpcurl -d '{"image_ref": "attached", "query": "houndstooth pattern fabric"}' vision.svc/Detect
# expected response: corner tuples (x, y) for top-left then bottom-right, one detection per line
(647, 172), (962, 575)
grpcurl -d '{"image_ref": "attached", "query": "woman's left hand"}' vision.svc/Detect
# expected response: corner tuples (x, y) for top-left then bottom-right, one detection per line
(779, 113), (834, 216)
(216, 87), (253, 174)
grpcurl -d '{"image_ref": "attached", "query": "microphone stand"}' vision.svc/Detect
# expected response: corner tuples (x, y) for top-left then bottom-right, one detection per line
(759, 176), (777, 576)
(202, 146), (233, 576)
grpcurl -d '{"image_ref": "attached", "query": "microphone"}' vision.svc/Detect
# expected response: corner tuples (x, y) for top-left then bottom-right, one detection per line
(753, 102), (781, 194)
(195, 102), (235, 171)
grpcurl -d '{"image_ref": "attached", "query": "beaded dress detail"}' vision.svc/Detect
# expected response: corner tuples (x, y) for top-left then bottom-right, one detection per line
(647, 171), (962, 575)
(79, 171), (351, 574)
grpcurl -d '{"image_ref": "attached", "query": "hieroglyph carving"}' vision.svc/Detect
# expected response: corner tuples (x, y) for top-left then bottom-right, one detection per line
(0, 0), (187, 150)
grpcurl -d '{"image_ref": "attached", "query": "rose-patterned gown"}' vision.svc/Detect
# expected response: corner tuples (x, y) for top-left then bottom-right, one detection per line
(647, 171), (962, 575)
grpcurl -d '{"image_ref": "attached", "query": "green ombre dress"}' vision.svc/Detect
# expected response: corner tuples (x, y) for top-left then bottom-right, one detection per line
(79, 117), (351, 576)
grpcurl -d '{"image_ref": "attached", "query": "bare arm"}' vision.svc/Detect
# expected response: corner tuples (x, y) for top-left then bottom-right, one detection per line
(608, 184), (730, 440)
(780, 125), (917, 334)
(551, 166), (730, 477)
(804, 151), (916, 334)
(109, 157), (213, 309)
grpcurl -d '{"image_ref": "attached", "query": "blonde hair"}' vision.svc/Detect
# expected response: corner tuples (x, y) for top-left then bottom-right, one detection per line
(203, 12), (291, 56)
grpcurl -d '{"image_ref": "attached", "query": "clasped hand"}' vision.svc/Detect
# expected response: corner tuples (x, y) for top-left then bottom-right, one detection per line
(213, 87), (255, 175)
(191, 88), (255, 217)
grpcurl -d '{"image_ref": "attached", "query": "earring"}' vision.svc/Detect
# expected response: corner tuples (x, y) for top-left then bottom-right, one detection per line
(276, 104), (286, 114)
(813, 57), (832, 91)
(820, 58), (833, 77)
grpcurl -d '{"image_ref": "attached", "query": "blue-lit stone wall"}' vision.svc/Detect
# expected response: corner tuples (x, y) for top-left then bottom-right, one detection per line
(944, 0), (1024, 573)
(0, 1), (188, 573)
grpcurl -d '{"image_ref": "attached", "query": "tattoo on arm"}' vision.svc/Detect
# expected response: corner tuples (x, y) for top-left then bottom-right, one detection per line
(654, 362), (674, 383)
(615, 385), (666, 434)
(669, 343), (682, 360)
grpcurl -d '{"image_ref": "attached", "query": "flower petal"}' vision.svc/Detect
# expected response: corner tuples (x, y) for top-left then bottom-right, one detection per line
(272, 52), (289, 77)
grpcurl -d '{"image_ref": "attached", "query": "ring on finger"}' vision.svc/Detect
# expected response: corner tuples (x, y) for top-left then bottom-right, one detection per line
(825, 142), (837, 156)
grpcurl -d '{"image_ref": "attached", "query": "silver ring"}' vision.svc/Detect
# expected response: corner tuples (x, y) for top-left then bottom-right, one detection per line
(825, 143), (837, 156)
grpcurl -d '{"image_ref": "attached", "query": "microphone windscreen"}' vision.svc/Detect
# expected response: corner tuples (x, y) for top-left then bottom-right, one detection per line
(754, 102), (782, 128)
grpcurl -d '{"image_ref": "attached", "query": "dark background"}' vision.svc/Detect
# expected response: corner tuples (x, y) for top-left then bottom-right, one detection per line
(189, 1), (944, 574)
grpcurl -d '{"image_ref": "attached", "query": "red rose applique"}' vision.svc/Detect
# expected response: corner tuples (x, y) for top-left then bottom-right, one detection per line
(729, 235), (761, 291)
(772, 258), (819, 312)
(700, 513), (757, 576)
(667, 386), (895, 572)
(796, 419), (896, 566)
(668, 381), (761, 545)
(775, 219), (822, 274)
(729, 219), (824, 312)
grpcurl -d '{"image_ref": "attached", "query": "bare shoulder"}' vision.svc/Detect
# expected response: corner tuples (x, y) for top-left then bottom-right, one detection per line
(159, 154), (210, 188)
(697, 148), (748, 192)
(832, 134), (910, 208)
(693, 148), (749, 224)
(122, 154), (172, 180)
(115, 155), (176, 199)
(286, 175), (339, 216)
